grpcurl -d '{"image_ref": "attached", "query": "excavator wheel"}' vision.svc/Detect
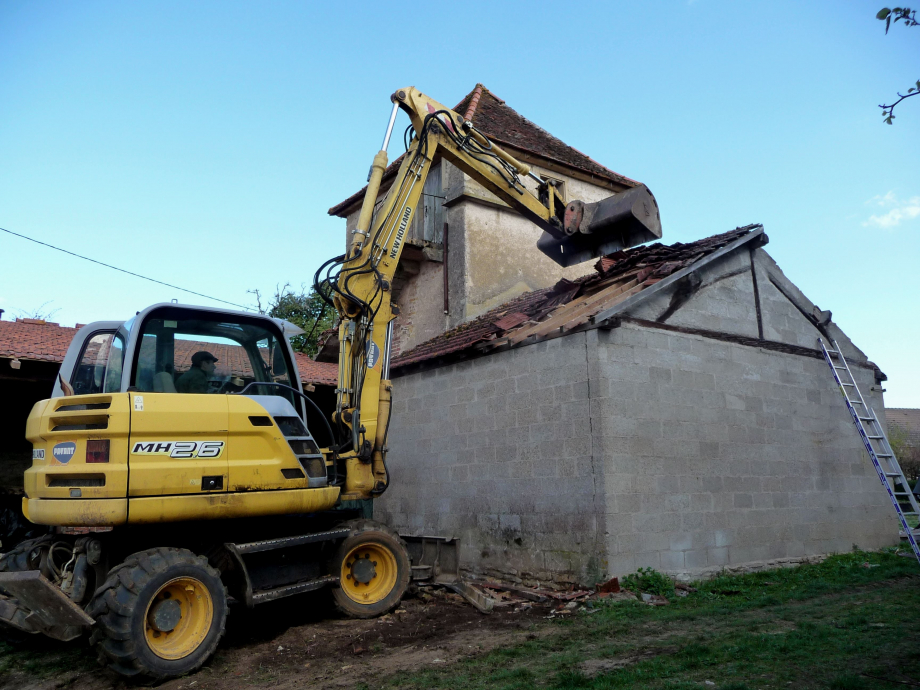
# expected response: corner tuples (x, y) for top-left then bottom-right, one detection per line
(329, 519), (410, 619)
(0, 535), (51, 574)
(86, 547), (227, 681)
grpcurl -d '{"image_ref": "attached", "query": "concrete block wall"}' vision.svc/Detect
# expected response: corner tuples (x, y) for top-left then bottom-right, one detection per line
(378, 334), (606, 585)
(379, 245), (896, 584)
(596, 323), (894, 579)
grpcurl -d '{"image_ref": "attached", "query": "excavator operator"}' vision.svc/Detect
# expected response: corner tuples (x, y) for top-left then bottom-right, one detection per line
(176, 350), (218, 393)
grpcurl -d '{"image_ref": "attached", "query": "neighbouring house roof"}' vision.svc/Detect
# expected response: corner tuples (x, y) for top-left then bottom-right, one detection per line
(0, 319), (78, 364)
(391, 226), (768, 370)
(887, 408), (920, 448)
(329, 84), (638, 218)
(0, 318), (337, 387)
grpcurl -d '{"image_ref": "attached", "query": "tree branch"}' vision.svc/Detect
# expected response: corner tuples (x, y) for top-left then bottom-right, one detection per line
(880, 83), (920, 123)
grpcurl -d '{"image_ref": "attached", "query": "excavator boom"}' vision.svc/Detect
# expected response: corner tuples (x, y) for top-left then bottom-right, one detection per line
(321, 86), (662, 500)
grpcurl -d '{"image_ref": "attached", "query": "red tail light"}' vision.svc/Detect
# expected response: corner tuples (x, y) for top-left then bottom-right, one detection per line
(86, 440), (110, 463)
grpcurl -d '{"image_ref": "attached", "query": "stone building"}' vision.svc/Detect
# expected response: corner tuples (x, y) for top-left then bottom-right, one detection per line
(328, 84), (639, 357)
(375, 226), (896, 584)
(327, 87), (896, 584)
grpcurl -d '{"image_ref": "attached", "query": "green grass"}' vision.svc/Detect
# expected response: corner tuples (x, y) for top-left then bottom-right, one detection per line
(0, 635), (96, 681)
(368, 548), (920, 690)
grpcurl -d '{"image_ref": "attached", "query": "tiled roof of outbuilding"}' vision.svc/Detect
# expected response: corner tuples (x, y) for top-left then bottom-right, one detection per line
(886, 408), (920, 448)
(328, 84), (638, 217)
(0, 318), (337, 386)
(0, 319), (77, 363)
(391, 226), (761, 370)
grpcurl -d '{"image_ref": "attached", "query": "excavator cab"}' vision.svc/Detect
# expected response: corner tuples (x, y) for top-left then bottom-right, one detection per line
(23, 303), (339, 528)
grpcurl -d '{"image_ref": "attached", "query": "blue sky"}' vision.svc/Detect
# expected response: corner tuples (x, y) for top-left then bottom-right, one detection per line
(1, 1), (918, 406)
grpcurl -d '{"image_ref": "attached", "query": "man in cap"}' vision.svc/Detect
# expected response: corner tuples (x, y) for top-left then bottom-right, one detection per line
(176, 351), (219, 394)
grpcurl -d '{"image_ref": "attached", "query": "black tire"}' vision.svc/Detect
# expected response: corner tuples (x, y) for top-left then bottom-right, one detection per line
(86, 547), (227, 681)
(0, 534), (51, 573)
(329, 519), (410, 619)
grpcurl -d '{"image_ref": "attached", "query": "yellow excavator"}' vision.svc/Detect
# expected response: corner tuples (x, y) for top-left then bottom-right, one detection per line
(0, 87), (661, 680)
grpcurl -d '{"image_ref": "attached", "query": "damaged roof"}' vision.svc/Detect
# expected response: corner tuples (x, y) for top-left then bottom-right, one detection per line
(391, 226), (763, 370)
(329, 84), (637, 218)
(0, 318), (337, 386)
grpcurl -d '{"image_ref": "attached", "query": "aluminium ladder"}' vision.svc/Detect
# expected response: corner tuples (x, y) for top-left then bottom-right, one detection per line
(818, 338), (920, 565)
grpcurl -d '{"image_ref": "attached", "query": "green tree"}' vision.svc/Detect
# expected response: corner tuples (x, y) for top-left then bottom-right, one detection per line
(250, 283), (335, 357)
(877, 8), (920, 124)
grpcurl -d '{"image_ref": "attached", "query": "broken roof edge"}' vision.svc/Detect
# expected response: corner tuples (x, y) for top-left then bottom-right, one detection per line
(389, 223), (886, 382)
(589, 226), (766, 326)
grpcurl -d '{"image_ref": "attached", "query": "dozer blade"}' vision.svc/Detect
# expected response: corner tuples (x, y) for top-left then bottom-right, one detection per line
(401, 534), (460, 584)
(0, 571), (93, 641)
(539, 183), (662, 267)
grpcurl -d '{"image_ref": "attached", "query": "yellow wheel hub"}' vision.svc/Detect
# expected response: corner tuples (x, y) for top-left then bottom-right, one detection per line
(340, 543), (397, 605)
(144, 577), (213, 660)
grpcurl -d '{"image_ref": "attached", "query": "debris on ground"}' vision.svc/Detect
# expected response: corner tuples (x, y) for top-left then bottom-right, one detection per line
(596, 590), (640, 603)
(640, 593), (670, 606)
(596, 576), (621, 594)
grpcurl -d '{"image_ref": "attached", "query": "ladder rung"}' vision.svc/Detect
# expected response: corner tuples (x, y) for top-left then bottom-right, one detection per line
(876, 453), (893, 457)
(833, 366), (848, 370)
(858, 416), (874, 421)
(841, 383), (855, 387)
(867, 435), (885, 440)
(849, 400), (864, 405)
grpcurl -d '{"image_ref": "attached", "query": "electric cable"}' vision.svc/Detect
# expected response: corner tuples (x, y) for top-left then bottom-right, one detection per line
(0, 225), (252, 311)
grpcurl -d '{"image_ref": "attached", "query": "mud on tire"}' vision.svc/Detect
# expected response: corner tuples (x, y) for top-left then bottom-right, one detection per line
(329, 519), (410, 619)
(86, 547), (227, 681)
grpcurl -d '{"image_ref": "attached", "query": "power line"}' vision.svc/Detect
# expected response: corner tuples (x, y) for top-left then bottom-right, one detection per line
(1, 225), (252, 311)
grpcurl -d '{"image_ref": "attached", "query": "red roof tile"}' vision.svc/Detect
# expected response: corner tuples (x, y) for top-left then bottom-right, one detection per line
(329, 84), (638, 217)
(293, 352), (337, 386)
(391, 226), (761, 370)
(0, 319), (337, 386)
(0, 319), (77, 363)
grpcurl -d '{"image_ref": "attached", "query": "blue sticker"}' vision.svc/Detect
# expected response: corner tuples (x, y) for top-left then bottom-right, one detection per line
(52, 442), (77, 464)
(367, 342), (381, 369)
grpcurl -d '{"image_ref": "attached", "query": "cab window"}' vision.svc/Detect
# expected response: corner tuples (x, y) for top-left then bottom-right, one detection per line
(131, 310), (296, 405)
(71, 332), (126, 395)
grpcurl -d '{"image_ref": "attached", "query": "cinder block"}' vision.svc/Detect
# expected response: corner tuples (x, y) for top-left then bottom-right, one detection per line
(659, 550), (685, 571)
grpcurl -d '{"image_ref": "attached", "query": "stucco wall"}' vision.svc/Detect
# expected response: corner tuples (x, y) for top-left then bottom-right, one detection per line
(343, 159), (620, 354)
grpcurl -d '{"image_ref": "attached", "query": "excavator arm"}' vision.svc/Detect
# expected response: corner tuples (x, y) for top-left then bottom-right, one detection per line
(318, 86), (661, 500)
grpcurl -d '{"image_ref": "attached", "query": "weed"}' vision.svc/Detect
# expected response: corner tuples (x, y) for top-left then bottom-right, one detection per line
(621, 567), (676, 598)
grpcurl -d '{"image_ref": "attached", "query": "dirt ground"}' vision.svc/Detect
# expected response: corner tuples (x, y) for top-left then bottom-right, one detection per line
(0, 586), (554, 690)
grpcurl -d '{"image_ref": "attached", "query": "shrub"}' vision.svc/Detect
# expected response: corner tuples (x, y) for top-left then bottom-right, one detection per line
(621, 567), (675, 598)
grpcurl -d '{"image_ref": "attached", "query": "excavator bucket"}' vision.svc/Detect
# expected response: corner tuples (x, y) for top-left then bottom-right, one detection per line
(538, 184), (662, 267)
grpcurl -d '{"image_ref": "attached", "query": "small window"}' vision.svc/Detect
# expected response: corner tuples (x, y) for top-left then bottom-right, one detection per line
(543, 176), (566, 203)
(71, 332), (126, 395)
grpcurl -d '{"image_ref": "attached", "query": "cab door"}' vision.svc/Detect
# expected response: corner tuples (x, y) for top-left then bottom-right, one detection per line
(128, 394), (229, 496)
